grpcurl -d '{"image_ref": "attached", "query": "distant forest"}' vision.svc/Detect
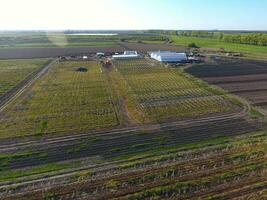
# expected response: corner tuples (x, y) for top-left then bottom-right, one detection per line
(147, 30), (267, 46)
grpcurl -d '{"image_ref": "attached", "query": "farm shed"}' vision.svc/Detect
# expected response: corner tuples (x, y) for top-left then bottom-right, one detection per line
(112, 51), (140, 60)
(150, 51), (187, 63)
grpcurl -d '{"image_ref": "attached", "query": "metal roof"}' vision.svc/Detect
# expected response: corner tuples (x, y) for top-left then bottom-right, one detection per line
(150, 51), (187, 62)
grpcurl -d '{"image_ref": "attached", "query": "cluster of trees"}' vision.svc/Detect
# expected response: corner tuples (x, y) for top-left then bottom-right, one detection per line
(178, 31), (217, 39)
(177, 31), (267, 46)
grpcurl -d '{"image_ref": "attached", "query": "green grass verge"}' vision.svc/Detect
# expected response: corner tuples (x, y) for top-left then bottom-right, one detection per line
(171, 35), (267, 60)
(0, 162), (78, 182)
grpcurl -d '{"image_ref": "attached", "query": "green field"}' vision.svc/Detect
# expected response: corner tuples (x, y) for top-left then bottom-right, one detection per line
(0, 61), (119, 139)
(0, 59), (49, 97)
(172, 36), (267, 59)
(171, 35), (267, 60)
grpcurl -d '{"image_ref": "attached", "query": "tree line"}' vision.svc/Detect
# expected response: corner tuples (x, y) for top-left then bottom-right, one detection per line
(177, 31), (267, 46)
(146, 30), (267, 46)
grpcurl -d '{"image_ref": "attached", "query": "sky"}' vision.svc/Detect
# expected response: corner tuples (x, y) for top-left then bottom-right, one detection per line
(0, 0), (267, 30)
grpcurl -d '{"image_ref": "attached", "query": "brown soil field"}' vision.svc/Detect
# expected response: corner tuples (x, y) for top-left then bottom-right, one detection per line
(186, 58), (267, 110)
(0, 46), (126, 59)
(0, 42), (187, 59)
(118, 42), (187, 53)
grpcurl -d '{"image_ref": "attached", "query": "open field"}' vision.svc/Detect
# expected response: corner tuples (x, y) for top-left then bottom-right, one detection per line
(186, 58), (267, 113)
(171, 36), (267, 60)
(0, 61), (119, 139)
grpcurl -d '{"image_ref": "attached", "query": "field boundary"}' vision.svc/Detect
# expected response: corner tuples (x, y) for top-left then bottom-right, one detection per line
(0, 106), (251, 151)
(0, 58), (58, 113)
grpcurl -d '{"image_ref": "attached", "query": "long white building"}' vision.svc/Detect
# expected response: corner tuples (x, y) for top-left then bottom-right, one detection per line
(150, 51), (187, 62)
(112, 51), (140, 60)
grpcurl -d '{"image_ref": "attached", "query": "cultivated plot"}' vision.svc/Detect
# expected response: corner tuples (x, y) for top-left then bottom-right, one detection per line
(186, 58), (267, 112)
(0, 61), (119, 139)
(1, 131), (265, 199)
(113, 59), (241, 123)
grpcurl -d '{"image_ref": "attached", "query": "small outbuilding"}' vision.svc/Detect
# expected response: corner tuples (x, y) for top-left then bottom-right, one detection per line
(96, 52), (105, 58)
(112, 51), (140, 60)
(150, 51), (187, 63)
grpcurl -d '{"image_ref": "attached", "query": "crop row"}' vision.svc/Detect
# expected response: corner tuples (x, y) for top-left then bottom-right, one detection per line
(0, 117), (259, 171)
(1, 131), (265, 200)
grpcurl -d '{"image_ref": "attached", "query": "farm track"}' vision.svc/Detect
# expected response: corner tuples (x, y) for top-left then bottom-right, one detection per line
(0, 60), (58, 115)
(0, 59), (57, 112)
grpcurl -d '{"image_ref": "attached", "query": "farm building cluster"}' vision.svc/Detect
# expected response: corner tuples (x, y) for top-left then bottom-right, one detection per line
(112, 51), (141, 60)
(110, 50), (202, 64)
(59, 50), (203, 64)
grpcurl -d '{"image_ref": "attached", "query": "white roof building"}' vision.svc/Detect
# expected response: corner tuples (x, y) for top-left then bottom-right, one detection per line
(150, 51), (187, 63)
(82, 56), (88, 60)
(112, 51), (140, 60)
(96, 52), (105, 56)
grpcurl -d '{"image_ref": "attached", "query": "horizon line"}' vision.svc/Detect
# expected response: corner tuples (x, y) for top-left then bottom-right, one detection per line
(0, 29), (267, 32)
